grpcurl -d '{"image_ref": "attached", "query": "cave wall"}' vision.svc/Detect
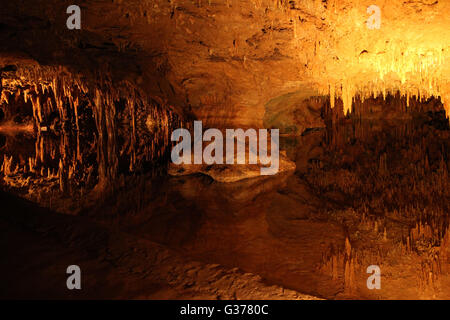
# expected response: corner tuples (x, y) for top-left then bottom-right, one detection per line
(1, 0), (450, 129)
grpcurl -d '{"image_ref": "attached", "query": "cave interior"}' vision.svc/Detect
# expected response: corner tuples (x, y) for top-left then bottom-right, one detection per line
(1, 0), (450, 300)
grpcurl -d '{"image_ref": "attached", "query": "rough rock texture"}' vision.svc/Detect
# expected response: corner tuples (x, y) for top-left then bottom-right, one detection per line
(0, 190), (320, 300)
(168, 150), (295, 182)
(2, 0), (450, 129)
(264, 94), (325, 135)
(2, 0), (450, 301)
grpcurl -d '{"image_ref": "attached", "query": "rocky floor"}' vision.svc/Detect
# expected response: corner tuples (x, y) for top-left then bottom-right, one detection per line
(0, 190), (319, 300)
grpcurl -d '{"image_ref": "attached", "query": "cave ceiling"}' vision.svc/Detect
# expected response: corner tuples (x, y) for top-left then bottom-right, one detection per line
(1, 0), (450, 127)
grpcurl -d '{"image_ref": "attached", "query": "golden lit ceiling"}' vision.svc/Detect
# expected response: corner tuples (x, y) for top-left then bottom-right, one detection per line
(1, 0), (450, 125)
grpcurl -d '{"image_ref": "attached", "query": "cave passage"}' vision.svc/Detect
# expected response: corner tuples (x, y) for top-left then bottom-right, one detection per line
(1, 84), (450, 299)
(2, 0), (450, 302)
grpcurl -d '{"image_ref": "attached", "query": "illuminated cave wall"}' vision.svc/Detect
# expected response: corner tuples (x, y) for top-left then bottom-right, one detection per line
(1, 0), (450, 126)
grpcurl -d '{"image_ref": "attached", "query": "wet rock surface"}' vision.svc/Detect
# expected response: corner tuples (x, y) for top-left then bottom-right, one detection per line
(168, 151), (295, 183)
(0, 190), (319, 300)
(1, 0), (450, 301)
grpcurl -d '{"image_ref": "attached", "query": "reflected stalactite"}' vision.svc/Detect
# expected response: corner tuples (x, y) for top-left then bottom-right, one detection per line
(93, 87), (118, 191)
(0, 66), (185, 207)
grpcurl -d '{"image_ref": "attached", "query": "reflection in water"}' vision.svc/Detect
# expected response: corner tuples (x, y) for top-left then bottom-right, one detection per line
(0, 80), (184, 207)
(2, 88), (450, 299)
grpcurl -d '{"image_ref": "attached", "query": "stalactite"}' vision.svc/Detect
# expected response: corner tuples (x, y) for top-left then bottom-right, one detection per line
(329, 84), (335, 109)
(1, 155), (13, 176)
(1, 64), (185, 201)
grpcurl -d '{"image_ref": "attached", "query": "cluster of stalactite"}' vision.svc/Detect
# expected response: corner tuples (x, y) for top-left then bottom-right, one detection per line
(323, 92), (448, 123)
(317, 223), (387, 296)
(214, 1), (450, 121)
(321, 98), (450, 158)
(119, 94), (184, 176)
(0, 66), (185, 197)
(399, 217), (450, 293)
(400, 220), (450, 293)
(134, 0), (450, 123)
(318, 236), (359, 295)
(325, 74), (450, 120)
(318, 210), (450, 297)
